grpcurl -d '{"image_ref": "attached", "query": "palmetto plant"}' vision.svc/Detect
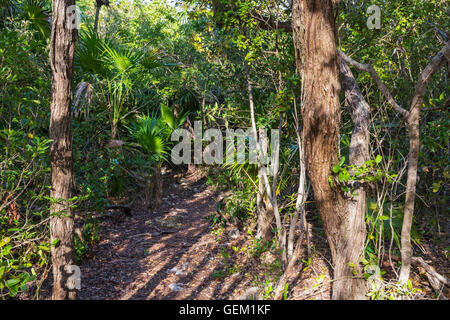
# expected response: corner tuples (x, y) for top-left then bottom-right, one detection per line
(75, 28), (109, 78)
(103, 44), (160, 139)
(75, 30), (161, 139)
(0, 0), (50, 37)
(0, 0), (17, 23)
(129, 113), (168, 164)
(101, 77), (132, 139)
(129, 112), (167, 209)
(128, 105), (186, 208)
(20, 0), (50, 38)
(160, 102), (189, 133)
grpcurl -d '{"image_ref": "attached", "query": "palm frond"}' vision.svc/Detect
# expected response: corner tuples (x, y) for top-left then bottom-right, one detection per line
(140, 48), (161, 70)
(160, 103), (176, 129)
(21, 0), (50, 38)
(129, 114), (168, 163)
(75, 28), (109, 77)
(102, 41), (143, 77)
(0, 0), (18, 22)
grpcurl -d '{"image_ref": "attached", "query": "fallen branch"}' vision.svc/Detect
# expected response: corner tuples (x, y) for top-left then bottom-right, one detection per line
(389, 255), (449, 292)
(411, 257), (450, 292)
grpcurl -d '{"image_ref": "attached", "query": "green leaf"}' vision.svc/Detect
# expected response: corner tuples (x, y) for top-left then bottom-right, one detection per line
(0, 266), (6, 280)
(161, 104), (176, 129)
(432, 181), (442, 193)
(0, 237), (10, 248)
(6, 278), (20, 287)
(338, 169), (350, 183)
(38, 244), (50, 252)
(375, 155), (382, 164)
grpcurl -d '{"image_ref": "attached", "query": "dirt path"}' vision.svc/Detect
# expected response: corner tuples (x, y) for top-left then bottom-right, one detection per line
(27, 170), (447, 300)
(77, 170), (254, 300)
(26, 170), (333, 300)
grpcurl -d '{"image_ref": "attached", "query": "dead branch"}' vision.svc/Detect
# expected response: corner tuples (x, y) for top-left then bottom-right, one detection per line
(411, 257), (450, 292)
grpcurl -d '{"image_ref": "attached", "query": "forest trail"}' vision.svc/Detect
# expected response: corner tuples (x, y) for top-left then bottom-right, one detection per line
(29, 169), (333, 300)
(76, 169), (254, 300)
(26, 168), (448, 300)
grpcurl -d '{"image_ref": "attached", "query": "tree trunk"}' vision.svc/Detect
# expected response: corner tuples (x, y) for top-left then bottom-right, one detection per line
(111, 119), (118, 140)
(399, 107), (419, 284)
(292, 0), (366, 299)
(145, 178), (152, 208)
(399, 41), (450, 283)
(256, 173), (274, 242)
(152, 164), (162, 209)
(256, 128), (274, 242)
(93, 4), (101, 35)
(49, 0), (77, 300)
(183, 117), (196, 173)
(339, 57), (370, 296)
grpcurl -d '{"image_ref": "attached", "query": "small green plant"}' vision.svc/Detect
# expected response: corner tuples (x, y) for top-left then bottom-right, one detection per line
(301, 257), (312, 272)
(263, 280), (273, 299)
(249, 237), (273, 259)
(366, 279), (422, 300)
(220, 246), (230, 259)
(329, 155), (397, 193)
(282, 283), (289, 300)
(74, 221), (100, 264)
(205, 212), (227, 228)
(212, 269), (227, 279)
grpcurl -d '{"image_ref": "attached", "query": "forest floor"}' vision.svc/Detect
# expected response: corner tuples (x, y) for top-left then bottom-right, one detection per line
(25, 169), (448, 300)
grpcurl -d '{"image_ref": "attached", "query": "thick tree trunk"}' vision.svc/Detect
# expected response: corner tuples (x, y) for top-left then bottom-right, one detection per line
(292, 0), (366, 299)
(49, 0), (77, 300)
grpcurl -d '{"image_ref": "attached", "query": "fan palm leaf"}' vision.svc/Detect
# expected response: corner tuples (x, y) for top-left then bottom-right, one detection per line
(75, 28), (109, 77)
(129, 114), (168, 163)
(21, 0), (50, 38)
(101, 41), (144, 78)
(0, 0), (18, 23)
